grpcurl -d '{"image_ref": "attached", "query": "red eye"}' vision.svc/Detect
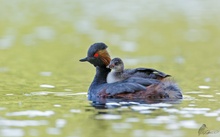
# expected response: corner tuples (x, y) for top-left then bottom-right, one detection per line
(94, 53), (99, 57)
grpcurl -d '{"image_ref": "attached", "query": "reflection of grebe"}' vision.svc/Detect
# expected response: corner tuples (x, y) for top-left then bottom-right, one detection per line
(106, 57), (169, 83)
(80, 42), (182, 99)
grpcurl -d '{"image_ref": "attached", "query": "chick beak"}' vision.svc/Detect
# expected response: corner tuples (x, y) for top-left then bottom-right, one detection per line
(106, 63), (114, 69)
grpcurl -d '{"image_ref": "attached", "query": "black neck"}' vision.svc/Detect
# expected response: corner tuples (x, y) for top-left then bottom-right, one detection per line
(89, 66), (110, 88)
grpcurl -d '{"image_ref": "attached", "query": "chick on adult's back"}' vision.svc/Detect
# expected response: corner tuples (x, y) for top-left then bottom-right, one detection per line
(107, 58), (125, 83)
(106, 57), (170, 83)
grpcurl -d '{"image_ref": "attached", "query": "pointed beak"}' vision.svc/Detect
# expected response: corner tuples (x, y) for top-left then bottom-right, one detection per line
(106, 63), (114, 69)
(79, 57), (88, 62)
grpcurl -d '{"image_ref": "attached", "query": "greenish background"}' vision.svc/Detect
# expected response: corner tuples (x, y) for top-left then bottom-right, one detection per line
(0, 1), (220, 137)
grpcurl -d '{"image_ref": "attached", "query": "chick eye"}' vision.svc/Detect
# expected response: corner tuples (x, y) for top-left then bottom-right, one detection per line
(94, 53), (99, 58)
(114, 62), (119, 65)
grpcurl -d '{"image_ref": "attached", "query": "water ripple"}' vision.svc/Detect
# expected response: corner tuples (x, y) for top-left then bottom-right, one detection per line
(6, 110), (55, 117)
(40, 84), (55, 88)
(55, 119), (66, 128)
(70, 109), (81, 113)
(144, 115), (177, 125)
(131, 106), (158, 111)
(0, 35), (15, 50)
(30, 91), (54, 96)
(198, 85), (210, 89)
(112, 123), (132, 130)
(204, 112), (218, 117)
(39, 72), (52, 76)
(198, 95), (213, 98)
(0, 128), (24, 137)
(0, 67), (9, 72)
(185, 91), (204, 94)
(0, 107), (6, 111)
(47, 128), (61, 135)
(28, 91), (87, 96)
(125, 118), (140, 123)
(0, 119), (48, 127)
(179, 120), (200, 129)
(95, 114), (122, 120)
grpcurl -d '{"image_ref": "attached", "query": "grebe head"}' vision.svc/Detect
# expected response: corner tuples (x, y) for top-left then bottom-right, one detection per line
(80, 43), (111, 67)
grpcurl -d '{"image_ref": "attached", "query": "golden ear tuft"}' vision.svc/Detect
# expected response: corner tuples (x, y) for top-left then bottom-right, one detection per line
(98, 49), (111, 66)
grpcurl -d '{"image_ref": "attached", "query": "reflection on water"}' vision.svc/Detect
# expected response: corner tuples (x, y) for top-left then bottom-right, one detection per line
(0, 91), (220, 137)
(0, 35), (15, 50)
(0, 128), (24, 137)
(39, 72), (52, 77)
(0, 119), (48, 127)
(40, 84), (55, 89)
(1, 0), (220, 137)
(6, 110), (54, 117)
(0, 67), (9, 73)
(198, 85), (210, 89)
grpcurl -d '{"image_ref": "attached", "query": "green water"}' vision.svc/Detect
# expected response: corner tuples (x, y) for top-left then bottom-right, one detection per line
(1, 1), (220, 137)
